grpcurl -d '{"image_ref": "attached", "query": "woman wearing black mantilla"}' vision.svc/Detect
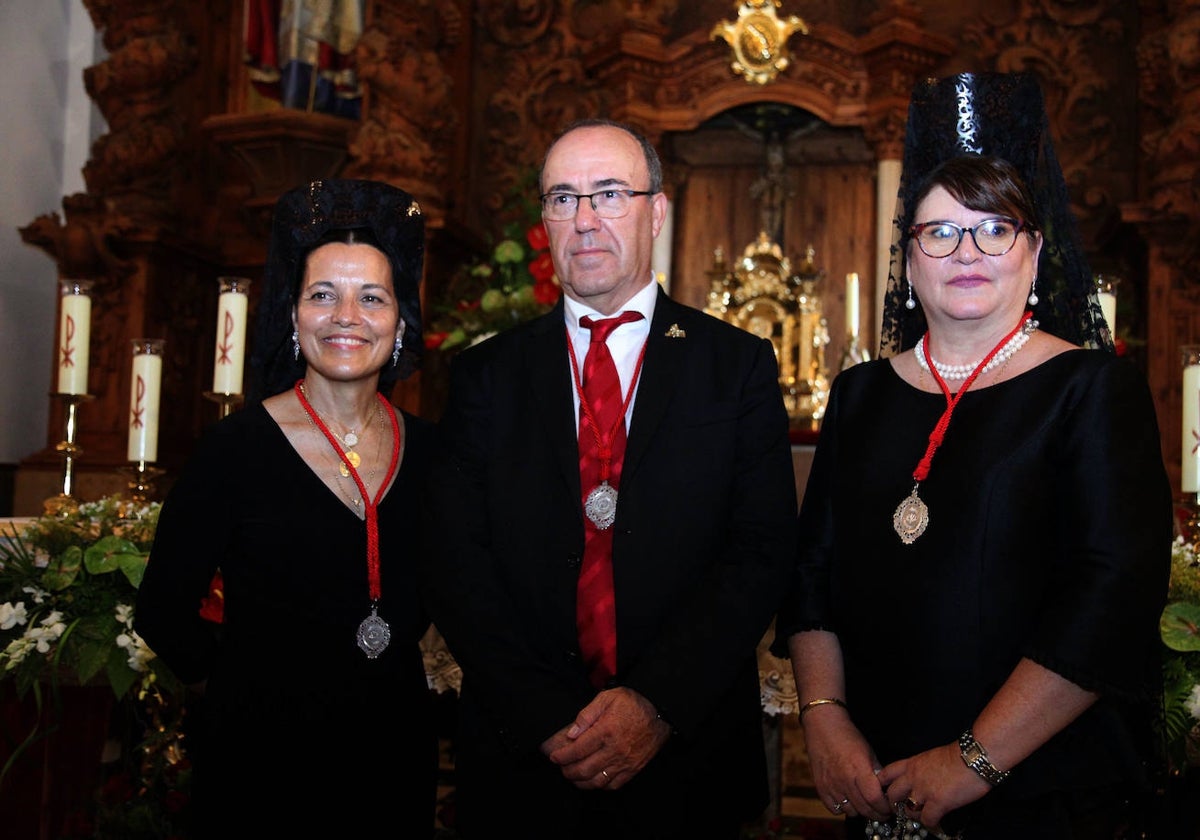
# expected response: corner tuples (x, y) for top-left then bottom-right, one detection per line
(135, 179), (438, 837)
(773, 72), (1172, 839)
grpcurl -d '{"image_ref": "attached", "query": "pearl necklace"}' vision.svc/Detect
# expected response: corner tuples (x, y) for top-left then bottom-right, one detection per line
(913, 318), (1038, 380)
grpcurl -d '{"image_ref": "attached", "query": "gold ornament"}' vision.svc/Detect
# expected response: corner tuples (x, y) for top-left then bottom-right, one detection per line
(711, 0), (808, 85)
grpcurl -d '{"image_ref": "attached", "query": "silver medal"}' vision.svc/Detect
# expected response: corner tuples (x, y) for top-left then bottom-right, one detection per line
(356, 604), (391, 658)
(893, 489), (929, 544)
(584, 481), (618, 530)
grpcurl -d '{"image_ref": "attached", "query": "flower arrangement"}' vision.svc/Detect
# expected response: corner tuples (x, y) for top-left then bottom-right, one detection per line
(1160, 535), (1200, 771)
(0, 495), (201, 837)
(425, 182), (561, 351)
(0, 496), (174, 699)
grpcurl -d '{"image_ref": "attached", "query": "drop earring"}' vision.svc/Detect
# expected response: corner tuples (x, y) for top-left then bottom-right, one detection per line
(292, 329), (300, 361)
(1027, 276), (1039, 307)
(392, 334), (403, 368)
(905, 281), (917, 310)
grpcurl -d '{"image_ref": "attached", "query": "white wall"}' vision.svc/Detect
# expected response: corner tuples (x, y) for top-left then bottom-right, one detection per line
(0, 0), (102, 465)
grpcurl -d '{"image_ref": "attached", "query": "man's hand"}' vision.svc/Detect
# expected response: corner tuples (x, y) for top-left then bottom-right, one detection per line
(541, 687), (671, 789)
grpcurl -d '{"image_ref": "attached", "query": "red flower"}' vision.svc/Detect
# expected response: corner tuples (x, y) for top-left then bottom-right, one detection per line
(425, 332), (449, 350)
(198, 571), (224, 624)
(528, 251), (555, 283)
(526, 222), (549, 251)
(534, 277), (560, 306)
(1114, 337), (1127, 356)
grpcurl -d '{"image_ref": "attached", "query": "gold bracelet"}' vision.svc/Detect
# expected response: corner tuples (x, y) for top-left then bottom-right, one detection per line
(798, 697), (848, 720)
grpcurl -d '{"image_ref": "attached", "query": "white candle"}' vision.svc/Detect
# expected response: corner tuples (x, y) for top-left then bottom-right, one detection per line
(1098, 292), (1116, 338)
(128, 339), (164, 463)
(57, 281), (92, 395)
(1185, 350), (1200, 493)
(845, 272), (860, 338)
(212, 277), (250, 394)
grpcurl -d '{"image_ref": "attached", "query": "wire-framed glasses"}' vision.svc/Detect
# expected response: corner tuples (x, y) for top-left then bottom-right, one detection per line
(909, 217), (1030, 258)
(540, 189), (655, 221)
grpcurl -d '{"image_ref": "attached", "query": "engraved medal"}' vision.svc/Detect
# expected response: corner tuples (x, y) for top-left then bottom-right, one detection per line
(584, 481), (618, 530)
(356, 603), (391, 658)
(893, 487), (929, 544)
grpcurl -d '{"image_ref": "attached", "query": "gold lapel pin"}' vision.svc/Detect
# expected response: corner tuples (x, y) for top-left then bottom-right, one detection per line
(665, 324), (686, 338)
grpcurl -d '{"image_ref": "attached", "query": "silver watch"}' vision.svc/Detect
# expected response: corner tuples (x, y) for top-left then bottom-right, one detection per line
(958, 728), (1010, 786)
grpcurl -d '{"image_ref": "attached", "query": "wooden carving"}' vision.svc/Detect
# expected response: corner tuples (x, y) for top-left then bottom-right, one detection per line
(344, 1), (460, 213)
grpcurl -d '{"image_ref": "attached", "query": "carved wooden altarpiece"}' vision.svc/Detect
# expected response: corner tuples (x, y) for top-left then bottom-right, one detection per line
(14, 0), (1200, 510)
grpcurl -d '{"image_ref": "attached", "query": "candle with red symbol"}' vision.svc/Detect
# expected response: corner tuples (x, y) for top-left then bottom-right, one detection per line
(1183, 346), (1200, 494)
(57, 280), (93, 395)
(212, 276), (250, 394)
(127, 339), (164, 463)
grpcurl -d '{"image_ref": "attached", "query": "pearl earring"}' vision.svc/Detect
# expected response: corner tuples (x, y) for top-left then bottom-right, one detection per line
(905, 281), (917, 310)
(1027, 276), (1039, 307)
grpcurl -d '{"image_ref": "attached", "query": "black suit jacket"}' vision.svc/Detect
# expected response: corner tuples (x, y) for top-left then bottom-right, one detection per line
(423, 288), (797, 837)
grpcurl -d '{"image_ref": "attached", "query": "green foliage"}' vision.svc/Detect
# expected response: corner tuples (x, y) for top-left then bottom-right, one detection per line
(0, 495), (192, 836)
(1160, 537), (1200, 772)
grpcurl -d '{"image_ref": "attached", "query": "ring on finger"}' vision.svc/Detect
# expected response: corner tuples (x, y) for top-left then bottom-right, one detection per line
(904, 796), (923, 811)
(832, 797), (849, 814)
(601, 769), (611, 782)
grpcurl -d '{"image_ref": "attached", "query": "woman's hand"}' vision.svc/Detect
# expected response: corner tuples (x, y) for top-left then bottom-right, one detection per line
(802, 706), (892, 821)
(878, 741), (991, 832)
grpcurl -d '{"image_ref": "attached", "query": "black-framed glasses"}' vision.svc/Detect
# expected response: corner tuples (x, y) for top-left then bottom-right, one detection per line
(909, 217), (1031, 258)
(539, 189), (655, 221)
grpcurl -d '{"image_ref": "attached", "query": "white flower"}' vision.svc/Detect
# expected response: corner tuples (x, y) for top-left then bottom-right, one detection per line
(0, 601), (28, 630)
(28, 611), (66, 653)
(1187, 683), (1200, 722)
(2, 636), (35, 670)
(21, 585), (47, 604)
(115, 603), (135, 628)
(115, 627), (154, 673)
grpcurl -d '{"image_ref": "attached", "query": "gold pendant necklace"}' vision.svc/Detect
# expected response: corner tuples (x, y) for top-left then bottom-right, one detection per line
(299, 383), (375, 477)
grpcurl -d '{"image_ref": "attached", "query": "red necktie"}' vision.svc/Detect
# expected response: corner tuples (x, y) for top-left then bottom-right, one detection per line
(576, 311), (643, 687)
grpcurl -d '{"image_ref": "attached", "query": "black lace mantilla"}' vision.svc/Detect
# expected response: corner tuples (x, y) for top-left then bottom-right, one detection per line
(879, 72), (1112, 357)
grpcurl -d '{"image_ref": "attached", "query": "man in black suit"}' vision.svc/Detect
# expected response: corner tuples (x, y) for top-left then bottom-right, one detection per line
(423, 119), (797, 839)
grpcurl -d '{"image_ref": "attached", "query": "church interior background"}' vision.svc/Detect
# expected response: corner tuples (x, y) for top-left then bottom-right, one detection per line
(2, 0), (1200, 837)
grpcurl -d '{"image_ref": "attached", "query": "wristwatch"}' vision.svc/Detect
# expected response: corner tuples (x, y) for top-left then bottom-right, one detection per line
(958, 729), (1010, 786)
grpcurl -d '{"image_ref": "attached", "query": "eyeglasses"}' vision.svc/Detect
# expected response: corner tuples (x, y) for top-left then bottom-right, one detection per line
(909, 218), (1030, 258)
(539, 189), (655, 221)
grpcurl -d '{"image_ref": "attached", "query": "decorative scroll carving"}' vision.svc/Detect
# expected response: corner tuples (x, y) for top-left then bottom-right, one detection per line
(19, 195), (136, 282)
(961, 1), (1120, 224)
(1137, 2), (1200, 266)
(79, 0), (196, 222)
(343, 2), (461, 213)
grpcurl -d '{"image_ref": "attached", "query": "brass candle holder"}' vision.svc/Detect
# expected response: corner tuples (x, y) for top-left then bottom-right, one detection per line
(203, 391), (245, 419)
(43, 393), (94, 515)
(117, 460), (166, 505)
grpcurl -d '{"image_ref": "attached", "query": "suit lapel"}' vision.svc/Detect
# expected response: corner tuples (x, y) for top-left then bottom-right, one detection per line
(523, 304), (583, 501)
(623, 289), (686, 482)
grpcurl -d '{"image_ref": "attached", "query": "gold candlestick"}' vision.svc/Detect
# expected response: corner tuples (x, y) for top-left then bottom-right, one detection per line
(117, 460), (166, 504)
(44, 393), (94, 515)
(203, 391), (245, 419)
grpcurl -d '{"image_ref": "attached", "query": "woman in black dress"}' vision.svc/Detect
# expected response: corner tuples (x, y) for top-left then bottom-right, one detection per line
(135, 179), (438, 837)
(774, 73), (1172, 840)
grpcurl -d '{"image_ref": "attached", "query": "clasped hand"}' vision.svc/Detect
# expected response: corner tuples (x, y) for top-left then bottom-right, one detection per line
(541, 686), (671, 790)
